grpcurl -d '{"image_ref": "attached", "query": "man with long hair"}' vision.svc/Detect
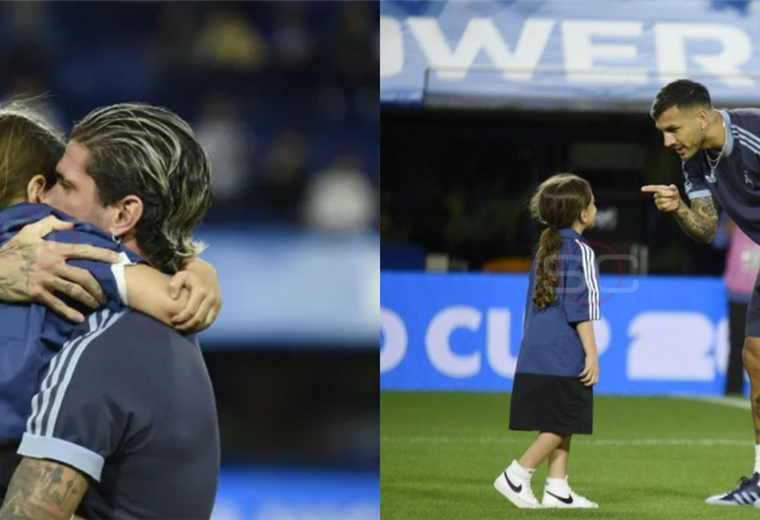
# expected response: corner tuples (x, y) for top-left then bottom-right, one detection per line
(0, 103), (220, 519)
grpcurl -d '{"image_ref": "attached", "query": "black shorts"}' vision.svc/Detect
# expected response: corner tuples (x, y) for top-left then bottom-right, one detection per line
(747, 270), (760, 337)
(509, 372), (593, 435)
(0, 441), (21, 502)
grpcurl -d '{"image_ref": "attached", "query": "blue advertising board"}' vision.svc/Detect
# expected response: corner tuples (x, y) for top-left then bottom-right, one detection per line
(211, 468), (379, 520)
(194, 230), (379, 347)
(381, 0), (760, 109)
(381, 272), (735, 396)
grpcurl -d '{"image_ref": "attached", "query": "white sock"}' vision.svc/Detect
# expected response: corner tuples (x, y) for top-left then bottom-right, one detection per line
(754, 445), (760, 474)
(545, 477), (570, 493)
(509, 460), (535, 481)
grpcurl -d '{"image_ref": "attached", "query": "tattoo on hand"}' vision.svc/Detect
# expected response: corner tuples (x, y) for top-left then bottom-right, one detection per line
(54, 279), (74, 297)
(0, 242), (38, 302)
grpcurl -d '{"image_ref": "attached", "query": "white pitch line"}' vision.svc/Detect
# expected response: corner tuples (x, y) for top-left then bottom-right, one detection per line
(381, 436), (752, 447)
(677, 396), (751, 410)
(383, 398), (754, 447)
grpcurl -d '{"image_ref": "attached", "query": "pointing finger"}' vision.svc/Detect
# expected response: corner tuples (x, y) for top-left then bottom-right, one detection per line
(641, 185), (671, 193)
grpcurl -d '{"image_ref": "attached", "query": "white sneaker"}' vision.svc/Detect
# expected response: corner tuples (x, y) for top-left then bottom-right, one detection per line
(542, 483), (599, 509)
(493, 462), (539, 509)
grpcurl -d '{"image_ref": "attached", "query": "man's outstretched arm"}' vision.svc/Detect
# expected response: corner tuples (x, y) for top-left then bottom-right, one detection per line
(0, 458), (87, 520)
(642, 184), (719, 243)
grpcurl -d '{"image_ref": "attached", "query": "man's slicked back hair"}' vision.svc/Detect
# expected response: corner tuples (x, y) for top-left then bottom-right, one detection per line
(71, 103), (212, 273)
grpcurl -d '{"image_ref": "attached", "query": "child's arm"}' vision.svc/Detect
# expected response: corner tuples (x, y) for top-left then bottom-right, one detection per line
(0, 215), (221, 331)
(122, 264), (189, 326)
(123, 258), (221, 332)
(169, 257), (222, 332)
(576, 321), (599, 387)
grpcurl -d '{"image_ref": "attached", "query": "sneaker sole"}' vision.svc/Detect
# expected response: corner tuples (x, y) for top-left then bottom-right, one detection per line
(705, 498), (747, 506)
(705, 493), (760, 506)
(493, 474), (538, 509)
(542, 502), (599, 509)
(542, 494), (599, 509)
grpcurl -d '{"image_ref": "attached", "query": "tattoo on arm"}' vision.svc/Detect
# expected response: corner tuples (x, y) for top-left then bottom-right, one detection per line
(0, 458), (88, 520)
(673, 197), (719, 243)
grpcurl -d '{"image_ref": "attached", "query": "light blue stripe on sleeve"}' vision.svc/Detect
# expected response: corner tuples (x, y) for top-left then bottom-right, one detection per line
(687, 189), (711, 200)
(18, 432), (105, 482)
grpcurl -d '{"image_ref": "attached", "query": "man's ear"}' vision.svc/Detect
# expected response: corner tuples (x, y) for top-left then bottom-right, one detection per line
(26, 175), (47, 203)
(697, 108), (710, 130)
(109, 195), (144, 240)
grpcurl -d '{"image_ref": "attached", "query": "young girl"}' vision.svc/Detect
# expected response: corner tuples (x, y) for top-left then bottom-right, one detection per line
(493, 173), (600, 509)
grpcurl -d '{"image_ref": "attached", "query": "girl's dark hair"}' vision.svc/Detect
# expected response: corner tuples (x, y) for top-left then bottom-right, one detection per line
(528, 173), (593, 310)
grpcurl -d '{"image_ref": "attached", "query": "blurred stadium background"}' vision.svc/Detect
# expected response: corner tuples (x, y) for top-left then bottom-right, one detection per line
(381, 0), (760, 518)
(0, 1), (379, 519)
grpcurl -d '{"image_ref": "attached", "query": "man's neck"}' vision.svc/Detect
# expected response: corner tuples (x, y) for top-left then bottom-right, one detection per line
(704, 110), (726, 151)
(121, 236), (150, 265)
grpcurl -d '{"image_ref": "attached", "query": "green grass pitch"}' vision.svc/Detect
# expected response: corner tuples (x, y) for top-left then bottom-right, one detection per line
(381, 392), (759, 520)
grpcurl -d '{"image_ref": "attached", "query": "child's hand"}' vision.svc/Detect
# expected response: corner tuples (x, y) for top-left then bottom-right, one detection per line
(579, 356), (599, 387)
(169, 259), (222, 332)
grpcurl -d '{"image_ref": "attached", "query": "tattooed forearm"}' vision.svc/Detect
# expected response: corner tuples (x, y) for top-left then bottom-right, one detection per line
(0, 458), (88, 520)
(673, 197), (719, 244)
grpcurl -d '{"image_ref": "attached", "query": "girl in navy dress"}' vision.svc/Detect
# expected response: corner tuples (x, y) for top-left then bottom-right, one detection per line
(494, 174), (601, 509)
